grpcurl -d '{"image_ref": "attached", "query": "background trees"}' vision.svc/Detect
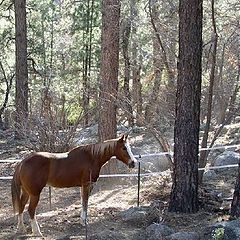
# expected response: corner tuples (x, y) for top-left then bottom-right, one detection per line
(0, 0), (239, 185)
(0, 0), (238, 133)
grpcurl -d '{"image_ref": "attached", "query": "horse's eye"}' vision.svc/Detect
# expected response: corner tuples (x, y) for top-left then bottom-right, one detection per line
(122, 146), (127, 151)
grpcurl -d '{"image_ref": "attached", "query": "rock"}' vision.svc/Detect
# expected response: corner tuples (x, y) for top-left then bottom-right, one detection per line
(89, 229), (127, 240)
(166, 232), (200, 240)
(201, 219), (240, 240)
(208, 148), (224, 165)
(131, 126), (145, 134)
(213, 151), (240, 166)
(145, 223), (175, 240)
(235, 116), (240, 123)
(203, 170), (217, 180)
(199, 187), (223, 212)
(119, 206), (148, 225)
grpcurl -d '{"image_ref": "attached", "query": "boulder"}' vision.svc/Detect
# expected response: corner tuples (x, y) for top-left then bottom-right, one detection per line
(166, 232), (200, 240)
(201, 219), (240, 240)
(119, 206), (148, 226)
(145, 223), (175, 240)
(89, 229), (127, 240)
(203, 169), (217, 180)
(213, 151), (240, 166)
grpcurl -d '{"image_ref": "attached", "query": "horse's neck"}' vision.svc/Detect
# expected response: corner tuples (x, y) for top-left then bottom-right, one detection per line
(98, 154), (114, 168)
(95, 142), (116, 168)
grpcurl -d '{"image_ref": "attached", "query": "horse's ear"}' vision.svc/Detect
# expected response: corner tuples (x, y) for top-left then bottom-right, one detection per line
(119, 133), (128, 142)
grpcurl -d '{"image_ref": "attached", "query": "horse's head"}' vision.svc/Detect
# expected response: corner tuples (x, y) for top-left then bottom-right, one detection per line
(115, 134), (137, 168)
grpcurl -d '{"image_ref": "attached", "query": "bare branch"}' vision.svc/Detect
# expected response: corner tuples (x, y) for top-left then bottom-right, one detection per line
(148, 0), (175, 84)
(27, 57), (43, 77)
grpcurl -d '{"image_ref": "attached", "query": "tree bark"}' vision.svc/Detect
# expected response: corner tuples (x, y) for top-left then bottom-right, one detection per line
(168, 0), (203, 213)
(98, 0), (120, 141)
(203, 59), (240, 163)
(121, 17), (134, 127)
(131, 0), (142, 126)
(145, 3), (164, 123)
(0, 61), (14, 129)
(14, 0), (28, 139)
(148, 0), (175, 86)
(82, 0), (94, 126)
(230, 162), (240, 218)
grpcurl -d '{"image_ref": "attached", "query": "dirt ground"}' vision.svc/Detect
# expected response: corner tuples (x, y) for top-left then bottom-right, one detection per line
(0, 167), (236, 240)
(0, 130), (237, 240)
(0, 176), (144, 239)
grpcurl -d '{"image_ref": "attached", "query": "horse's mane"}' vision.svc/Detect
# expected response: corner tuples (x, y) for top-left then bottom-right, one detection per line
(91, 140), (117, 157)
(76, 139), (118, 158)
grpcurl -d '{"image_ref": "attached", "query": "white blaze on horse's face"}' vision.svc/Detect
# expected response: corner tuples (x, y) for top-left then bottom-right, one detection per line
(125, 142), (137, 168)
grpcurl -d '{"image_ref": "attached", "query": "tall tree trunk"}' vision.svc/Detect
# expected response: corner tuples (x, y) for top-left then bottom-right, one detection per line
(148, 0), (176, 120)
(145, 3), (164, 123)
(14, 0), (28, 139)
(168, 0), (203, 213)
(131, 0), (142, 126)
(230, 161), (240, 219)
(214, 44), (226, 124)
(49, 1), (55, 85)
(82, 0), (94, 126)
(203, 59), (240, 161)
(41, 12), (47, 87)
(148, 0), (175, 86)
(0, 62), (14, 129)
(199, 0), (218, 183)
(98, 0), (120, 142)
(121, 18), (134, 127)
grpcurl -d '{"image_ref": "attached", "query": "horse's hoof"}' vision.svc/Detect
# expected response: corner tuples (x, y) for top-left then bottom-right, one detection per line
(32, 230), (43, 238)
(80, 218), (87, 226)
(16, 227), (27, 235)
(32, 233), (44, 238)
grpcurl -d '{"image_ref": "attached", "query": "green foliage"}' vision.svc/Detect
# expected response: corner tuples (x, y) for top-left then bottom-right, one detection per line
(212, 227), (225, 240)
(0, 0), (239, 130)
(67, 103), (82, 125)
(26, 0), (101, 120)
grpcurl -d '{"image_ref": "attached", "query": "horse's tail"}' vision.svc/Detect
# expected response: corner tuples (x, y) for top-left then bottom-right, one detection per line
(11, 163), (22, 216)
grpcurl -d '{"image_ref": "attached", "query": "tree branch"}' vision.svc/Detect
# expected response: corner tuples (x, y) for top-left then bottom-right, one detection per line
(148, 0), (175, 84)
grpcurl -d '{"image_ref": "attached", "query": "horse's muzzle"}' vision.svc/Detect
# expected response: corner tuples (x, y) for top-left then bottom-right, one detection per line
(128, 161), (135, 168)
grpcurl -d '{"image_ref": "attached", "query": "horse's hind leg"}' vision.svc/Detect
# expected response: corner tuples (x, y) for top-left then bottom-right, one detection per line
(17, 189), (29, 233)
(28, 194), (42, 237)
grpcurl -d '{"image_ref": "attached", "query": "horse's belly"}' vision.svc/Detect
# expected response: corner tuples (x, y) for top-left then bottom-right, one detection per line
(47, 179), (81, 188)
(47, 172), (83, 188)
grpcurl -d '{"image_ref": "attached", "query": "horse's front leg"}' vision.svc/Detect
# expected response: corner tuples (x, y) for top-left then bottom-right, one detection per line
(80, 184), (92, 226)
(28, 194), (42, 237)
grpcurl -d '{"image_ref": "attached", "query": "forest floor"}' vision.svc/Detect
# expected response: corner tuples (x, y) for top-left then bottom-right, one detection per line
(0, 129), (238, 240)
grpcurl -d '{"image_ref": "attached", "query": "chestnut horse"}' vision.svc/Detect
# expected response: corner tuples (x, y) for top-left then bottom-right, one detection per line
(11, 134), (137, 236)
